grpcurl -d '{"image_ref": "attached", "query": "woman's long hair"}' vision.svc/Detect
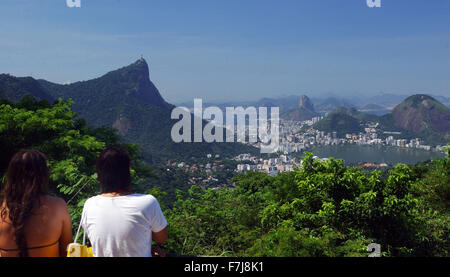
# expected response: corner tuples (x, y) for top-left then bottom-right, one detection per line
(0, 150), (49, 257)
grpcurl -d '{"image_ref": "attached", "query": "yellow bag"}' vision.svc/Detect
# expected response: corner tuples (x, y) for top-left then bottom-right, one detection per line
(67, 214), (93, 257)
(67, 243), (93, 257)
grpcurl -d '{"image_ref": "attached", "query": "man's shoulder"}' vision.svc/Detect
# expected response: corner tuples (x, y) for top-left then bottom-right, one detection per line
(83, 195), (101, 207)
(83, 194), (159, 209)
(128, 194), (158, 204)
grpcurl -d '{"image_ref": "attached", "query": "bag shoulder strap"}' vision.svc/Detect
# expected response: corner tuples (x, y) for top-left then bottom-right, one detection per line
(74, 210), (87, 245)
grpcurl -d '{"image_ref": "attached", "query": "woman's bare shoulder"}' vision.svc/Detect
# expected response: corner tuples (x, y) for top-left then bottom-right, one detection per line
(40, 195), (68, 210)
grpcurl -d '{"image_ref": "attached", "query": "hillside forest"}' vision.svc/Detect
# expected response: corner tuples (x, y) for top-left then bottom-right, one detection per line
(0, 96), (449, 257)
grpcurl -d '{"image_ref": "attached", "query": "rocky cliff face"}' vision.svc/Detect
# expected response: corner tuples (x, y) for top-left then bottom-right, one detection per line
(282, 95), (319, 121)
(391, 94), (450, 134)
(298, 95), (315, 111)
(114, 58), (169, 109)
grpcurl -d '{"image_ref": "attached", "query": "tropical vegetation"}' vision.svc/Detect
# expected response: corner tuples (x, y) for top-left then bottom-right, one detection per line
(1, 96), (449, 257)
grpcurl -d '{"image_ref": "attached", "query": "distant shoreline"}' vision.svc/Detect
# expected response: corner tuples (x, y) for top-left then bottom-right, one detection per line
(302, 144), (446, 165)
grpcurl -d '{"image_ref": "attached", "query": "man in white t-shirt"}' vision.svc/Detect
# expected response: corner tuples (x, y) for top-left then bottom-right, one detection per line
(81, 146), (168, 257)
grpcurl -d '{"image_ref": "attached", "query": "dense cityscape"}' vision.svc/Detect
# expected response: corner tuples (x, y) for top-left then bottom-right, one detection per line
(235, 117), (448, 176)
(276, 117), (446, 153)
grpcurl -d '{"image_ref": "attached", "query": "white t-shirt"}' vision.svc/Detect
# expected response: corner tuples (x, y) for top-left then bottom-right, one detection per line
(81, 194), (167, 257)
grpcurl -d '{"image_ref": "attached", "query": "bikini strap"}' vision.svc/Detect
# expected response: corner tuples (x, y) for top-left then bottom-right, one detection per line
(0, 240), (59, 252)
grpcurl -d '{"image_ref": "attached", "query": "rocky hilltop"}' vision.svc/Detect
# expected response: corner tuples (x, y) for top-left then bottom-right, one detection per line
(390, 94), (450, 134)
(282, 95), (319, 121)
(298, 95), (315, 111)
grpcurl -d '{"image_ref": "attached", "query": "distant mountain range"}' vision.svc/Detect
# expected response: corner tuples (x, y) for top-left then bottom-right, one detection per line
(0, 59), (258, 162)
(314, 95), (450, 145)
(2, 60), (449, 153)
(178, 92), (449, 145)
(358, 104), (391, 116)
(179, 93), (450, 117)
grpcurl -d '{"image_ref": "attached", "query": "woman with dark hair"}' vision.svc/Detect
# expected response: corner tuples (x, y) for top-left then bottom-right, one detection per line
(81, 146), (168, 257)
(0, 150), (73, 257)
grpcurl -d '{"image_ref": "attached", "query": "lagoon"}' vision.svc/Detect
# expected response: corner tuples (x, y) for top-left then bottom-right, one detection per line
(308, 145), (445, 165)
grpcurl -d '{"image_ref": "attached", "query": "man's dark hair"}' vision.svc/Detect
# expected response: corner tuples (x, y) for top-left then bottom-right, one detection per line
(96, 146), (131, 193)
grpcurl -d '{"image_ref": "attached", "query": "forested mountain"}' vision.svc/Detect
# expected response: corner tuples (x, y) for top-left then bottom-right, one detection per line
(378, 95), (450, 145)
(313, 111), (364, 137)
(0, 59), (258, 162)
(0, 74), (54, 103)
(312, 106), (376, 136)
(1, 83), (449, 258)
(38, 58), (170, 111)
(332, 107), (378, 122)
(384, 94), (449, 132)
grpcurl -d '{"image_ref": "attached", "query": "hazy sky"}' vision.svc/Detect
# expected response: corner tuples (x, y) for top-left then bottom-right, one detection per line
(1, 0), (450, 103)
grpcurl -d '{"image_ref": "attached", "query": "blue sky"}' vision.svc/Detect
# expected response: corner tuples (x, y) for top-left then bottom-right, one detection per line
(1, 0), (450, 103)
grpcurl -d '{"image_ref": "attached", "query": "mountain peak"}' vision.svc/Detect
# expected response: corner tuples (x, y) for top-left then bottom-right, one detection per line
(299, 95), (315, 111)
(118, 58), (150, 78)
(108, 58), (168, 108)
(281, 95), (319, 121)
(133, 57), (149, 70)
(391, 94), (450, 135)
(405, 94), (435, 101)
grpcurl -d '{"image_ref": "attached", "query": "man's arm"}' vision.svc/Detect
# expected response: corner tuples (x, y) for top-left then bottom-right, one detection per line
(152, 227), (168, 244)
